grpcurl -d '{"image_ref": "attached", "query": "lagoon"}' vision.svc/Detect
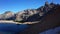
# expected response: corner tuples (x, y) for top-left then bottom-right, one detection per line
(0, 23), (29, 34)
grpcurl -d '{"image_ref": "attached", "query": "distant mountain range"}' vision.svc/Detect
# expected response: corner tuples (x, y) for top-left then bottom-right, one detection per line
(0, 2), (60, 22)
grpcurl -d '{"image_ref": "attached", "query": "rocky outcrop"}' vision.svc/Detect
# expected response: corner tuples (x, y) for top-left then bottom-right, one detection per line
(4, 11), (14, 19)
(15, 9), (39, 22)
(0, 14), (4, 20)
(0, 11), (15, 20)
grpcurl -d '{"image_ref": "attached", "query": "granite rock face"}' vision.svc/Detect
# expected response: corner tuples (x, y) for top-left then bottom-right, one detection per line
(4, 11), (14, 18)
(0, 11), (15, 20)
(15, 9), (39, 21)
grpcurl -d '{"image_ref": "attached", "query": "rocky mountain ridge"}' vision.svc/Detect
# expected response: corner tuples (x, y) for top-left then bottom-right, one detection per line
(0, 2), (60, 22)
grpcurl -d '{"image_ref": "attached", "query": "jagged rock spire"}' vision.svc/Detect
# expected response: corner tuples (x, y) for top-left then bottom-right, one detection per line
(50, 0), (55, 8)
(45, 0), (49, 6)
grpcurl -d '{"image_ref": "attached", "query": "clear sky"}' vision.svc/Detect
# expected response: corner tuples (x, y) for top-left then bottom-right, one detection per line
(0, 0), (60, 14)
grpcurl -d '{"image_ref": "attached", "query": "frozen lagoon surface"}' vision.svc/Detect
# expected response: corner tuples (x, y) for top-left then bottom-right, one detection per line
(0, 23), (60, 34)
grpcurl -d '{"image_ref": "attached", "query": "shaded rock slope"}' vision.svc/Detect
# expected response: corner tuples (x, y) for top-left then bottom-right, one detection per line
(26, 3), (59, 22)
(19, 5), (60, 34)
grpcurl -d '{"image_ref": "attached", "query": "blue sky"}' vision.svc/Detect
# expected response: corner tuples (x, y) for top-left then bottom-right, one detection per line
(0, 0), (60, 14)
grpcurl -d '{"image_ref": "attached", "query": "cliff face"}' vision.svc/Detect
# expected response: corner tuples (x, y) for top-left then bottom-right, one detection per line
(19, 6), (60, 34)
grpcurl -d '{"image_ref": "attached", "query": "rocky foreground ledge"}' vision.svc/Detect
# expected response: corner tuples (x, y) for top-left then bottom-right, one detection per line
(0, 20), (39, 24)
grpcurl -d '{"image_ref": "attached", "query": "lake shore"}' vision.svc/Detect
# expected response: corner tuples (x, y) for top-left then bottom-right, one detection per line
(0, 20), (22, 24)
(0, 20), (39, 24)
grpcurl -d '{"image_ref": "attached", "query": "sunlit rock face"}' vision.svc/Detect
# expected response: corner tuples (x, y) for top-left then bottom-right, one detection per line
(4, 11), (14, 18)
(15, 9), (39, 21)
(0, 11), (15, 20)
(15, 11), (25, 21)
(0, 14), (4, 20)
